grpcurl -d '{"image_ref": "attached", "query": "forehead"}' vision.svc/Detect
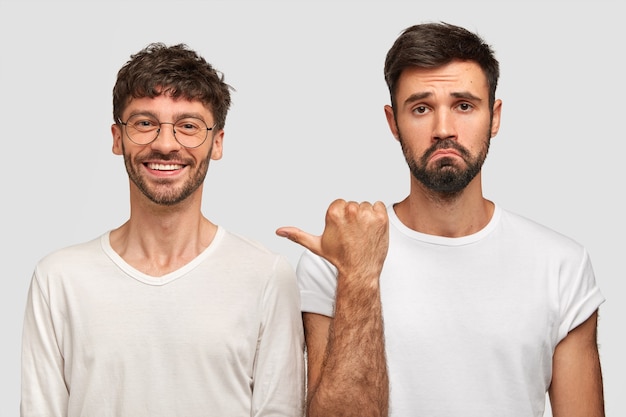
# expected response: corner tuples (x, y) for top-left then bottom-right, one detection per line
(123, 95), (213, 120)
(395, 60), (489, 102)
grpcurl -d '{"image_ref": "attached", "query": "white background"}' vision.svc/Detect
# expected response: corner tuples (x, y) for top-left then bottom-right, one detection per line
(1, 1), (623, 415)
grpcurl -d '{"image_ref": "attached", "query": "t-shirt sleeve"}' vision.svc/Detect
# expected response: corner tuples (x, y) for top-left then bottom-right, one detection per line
(557, 248), (605, 341)
(252, 255), (305, 416)
(296, 249), (338, 317)
(21, 269), (69, 417)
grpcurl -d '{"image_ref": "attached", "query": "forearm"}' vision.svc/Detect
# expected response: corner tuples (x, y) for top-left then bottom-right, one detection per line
(307, 273), (388, 417)
(278, 199), (390, 416)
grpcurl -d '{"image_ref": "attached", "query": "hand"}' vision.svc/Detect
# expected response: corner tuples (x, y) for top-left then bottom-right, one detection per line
(276, 199), (389, 279)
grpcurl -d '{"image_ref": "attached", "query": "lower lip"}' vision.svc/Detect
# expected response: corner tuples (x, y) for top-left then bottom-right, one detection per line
(431, 152), (459, 161)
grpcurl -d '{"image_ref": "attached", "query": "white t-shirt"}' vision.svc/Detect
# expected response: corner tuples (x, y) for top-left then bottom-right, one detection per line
(22, 227), (305, 417)
(297, 204), (604, 416)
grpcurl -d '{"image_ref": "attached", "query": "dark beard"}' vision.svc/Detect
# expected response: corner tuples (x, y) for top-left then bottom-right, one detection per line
(400, 136), (490, 194)
(121, 142), (212, 206)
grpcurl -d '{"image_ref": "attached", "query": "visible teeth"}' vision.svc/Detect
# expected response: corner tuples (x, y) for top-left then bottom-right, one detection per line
(147, 163), (183, 171)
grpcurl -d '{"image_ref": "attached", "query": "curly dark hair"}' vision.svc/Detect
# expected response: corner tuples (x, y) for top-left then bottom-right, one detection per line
(113, 43), (232, 130)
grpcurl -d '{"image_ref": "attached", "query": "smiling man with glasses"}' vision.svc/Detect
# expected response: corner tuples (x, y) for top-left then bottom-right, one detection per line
(21, 43), (305, 417)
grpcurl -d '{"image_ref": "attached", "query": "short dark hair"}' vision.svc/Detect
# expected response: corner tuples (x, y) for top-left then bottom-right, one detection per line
(113, 43), (232, 129)
(384, 22), (499, 109)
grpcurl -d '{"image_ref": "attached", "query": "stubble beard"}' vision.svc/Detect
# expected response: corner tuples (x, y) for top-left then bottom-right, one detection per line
(122, 141), (212, 206)
(399, 129), (491, 195)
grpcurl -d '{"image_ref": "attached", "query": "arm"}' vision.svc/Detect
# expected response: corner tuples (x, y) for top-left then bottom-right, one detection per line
(252, 257), (305, 417)
(549, 310), (605, 417)
(277, 200), (389, 417)
(21, 273), (68, 417)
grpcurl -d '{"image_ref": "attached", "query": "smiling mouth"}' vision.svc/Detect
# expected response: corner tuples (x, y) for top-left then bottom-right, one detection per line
(146, 163), (185, 171)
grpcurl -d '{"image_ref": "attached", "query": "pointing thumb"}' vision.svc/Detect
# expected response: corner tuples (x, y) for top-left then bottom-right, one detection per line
(276, 226), (322, 256)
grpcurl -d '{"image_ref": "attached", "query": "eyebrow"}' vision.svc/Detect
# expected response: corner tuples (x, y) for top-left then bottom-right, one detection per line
(451, 91), (483, 102)
(172, 112), (206, 121)
(403, 92), (431, 106)
(403, 91), (483, 106)
(129, 111), (207, 122)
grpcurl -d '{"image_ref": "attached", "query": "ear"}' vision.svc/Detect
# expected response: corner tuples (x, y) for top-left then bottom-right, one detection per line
(210, 129), (225, 160)
(111, 123), (123, 155)
(490, 99), (503, 138)
(384, 104), (400, 141)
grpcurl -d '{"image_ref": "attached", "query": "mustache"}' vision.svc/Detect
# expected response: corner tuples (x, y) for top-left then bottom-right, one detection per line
(137, 152), (191, 164)
(423, 139), (471, 160)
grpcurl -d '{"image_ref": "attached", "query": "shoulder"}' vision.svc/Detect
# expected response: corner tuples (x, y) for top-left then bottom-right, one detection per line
(296, 249), (337, 289)
(216, 228), (295, 277)
(297, 249), (336, 277)
(499, 208), (587, 255)
(218, 228), (281, 261)
(36, 235), (104, 274)
(31, 234), (106, 294)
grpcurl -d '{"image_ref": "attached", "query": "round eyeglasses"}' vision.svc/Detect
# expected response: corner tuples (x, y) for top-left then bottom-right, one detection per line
(121, 114), (216, 148)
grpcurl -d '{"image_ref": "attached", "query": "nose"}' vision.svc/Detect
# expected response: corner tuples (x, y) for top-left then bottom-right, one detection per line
(432, 110), (456, 141)
(152, 122), (182, 152)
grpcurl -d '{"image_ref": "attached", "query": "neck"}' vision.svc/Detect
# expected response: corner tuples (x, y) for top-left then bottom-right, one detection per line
(109, 189), (217, 276)
(395, 174), (494, 237)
